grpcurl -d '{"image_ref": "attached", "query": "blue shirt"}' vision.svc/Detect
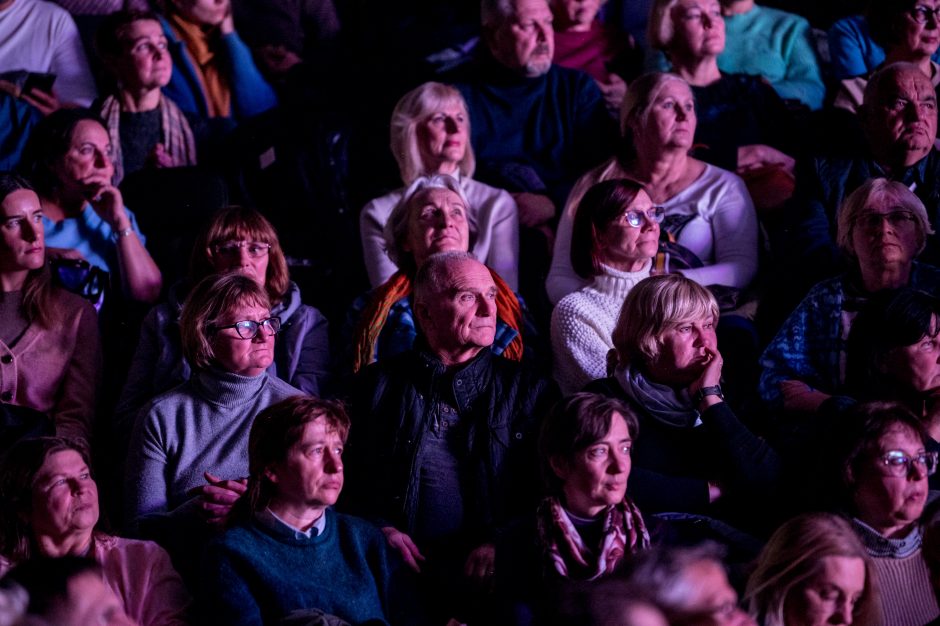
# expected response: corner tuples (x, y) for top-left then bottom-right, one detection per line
(43, 203), (146, 274)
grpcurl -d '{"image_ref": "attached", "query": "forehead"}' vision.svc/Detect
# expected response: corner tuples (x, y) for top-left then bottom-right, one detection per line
(422, 98), (466, 116)
(880, 70), (936, 101)
(684, 560), (734, 604)
(412, 188), (464, 210)
(70, 120), (108, 145)
(512, 0), (552, 20)
(220, 299), (269, 320)
(1, 189), (41, 216)
(120, 19), (163, 41)
(296, 416), (341, 442)
(877, 424), (925, 451)
(443, 260), (495, 290)
(37, 450), (86, 477)
(675, 0), (720, 12)
(653, 79), (694, 103)
(814, 555), (866, 588)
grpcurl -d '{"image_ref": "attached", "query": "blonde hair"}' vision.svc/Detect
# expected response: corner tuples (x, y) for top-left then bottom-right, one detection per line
(389, 82), (475, 184)
(745, 513), (881, 626)
(836, 177), (933, 260)
(618, 73), (692, 160)
(611, 274), (718, 368)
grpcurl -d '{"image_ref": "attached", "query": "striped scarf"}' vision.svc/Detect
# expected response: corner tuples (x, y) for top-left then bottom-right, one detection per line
(352, 269), (524, 373)
(99, 93), (198, 184)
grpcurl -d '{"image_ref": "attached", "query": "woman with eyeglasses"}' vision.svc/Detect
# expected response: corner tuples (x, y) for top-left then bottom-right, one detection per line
(550, 179), (662, 394)
(124, 272), (301, 552)
(837, 401), (940, 625)
(760, 179), (940, 418)
(116, 205), (329, 442)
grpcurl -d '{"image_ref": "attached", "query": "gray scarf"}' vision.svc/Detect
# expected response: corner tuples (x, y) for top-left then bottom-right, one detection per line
(614, 364), (701, 428)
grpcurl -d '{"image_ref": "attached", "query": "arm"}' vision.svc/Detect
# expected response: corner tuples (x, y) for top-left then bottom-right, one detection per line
(219, 31), (278, 119)
(775, 16), (825, 110)
(285, 305), (330, 396)
(699, 402), (781, 493)
(51, 300), (101, 450)
(113, 208), (163, 303)
(114, 307), (164, 446)
(360, 194), (401, 288)
(550, 300), (610, 394)
(479, 188), (520, 291)
(827, 17), (881, 80)
(125, 408), (171, 531)
(545, 169), (601, 303)
(47, 9), (97, 106)
(132, 543), (193, 626)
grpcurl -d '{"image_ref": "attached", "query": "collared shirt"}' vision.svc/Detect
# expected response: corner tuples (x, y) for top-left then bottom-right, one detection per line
(851, 517), (922, 559)
(254, 507), (326, 541)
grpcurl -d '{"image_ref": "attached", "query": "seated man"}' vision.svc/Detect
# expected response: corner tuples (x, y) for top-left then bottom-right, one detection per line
(345, 251), (559, 623)
(448, 0), (616, 226)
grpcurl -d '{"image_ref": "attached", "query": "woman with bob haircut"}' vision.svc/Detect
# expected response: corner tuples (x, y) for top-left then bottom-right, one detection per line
(125, 272), (300, 543)
(586, 274), (779, 526)
(550, 179), (659, 393)
(116, 205), (329, 436)
(0, 173), (100, 449)
(546, 72), (757, 304)
(761, 178), (940, 415)
(745, 512), (881, 626)
(0, 437), (191, 625)
(360, 81), (519, 289)
(201, 395), (419, 625)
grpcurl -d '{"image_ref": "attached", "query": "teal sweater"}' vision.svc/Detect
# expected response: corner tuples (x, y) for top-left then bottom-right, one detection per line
(201, 509), (414, 625)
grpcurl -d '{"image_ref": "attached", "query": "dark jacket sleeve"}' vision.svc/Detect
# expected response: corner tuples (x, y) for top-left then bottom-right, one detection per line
(701, 401), (781, 496)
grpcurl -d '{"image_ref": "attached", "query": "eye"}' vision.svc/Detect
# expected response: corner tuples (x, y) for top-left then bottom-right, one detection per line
(459, 293), (475, 303)
(79, 472), (91, 480)
(587, 446), (608, 459)
(660, 99), (675, 110)
(923, 100), (937, 111)
(677, 325), (692, 333)
(703, 321), (714, 330)
(3, 218), (21, 229)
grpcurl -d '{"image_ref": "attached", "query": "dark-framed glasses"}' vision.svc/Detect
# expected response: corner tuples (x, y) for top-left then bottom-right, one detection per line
(853, 210), (917, 231)
(211, 317), (281, 339)
(212, 240), (272, 258)
(910, 5), (940, 24)
(878, 450), (938, 477)
(622, 206), (666, 228)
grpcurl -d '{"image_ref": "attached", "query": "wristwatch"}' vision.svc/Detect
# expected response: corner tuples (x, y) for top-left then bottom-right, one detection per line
(694, 385), (724, 405)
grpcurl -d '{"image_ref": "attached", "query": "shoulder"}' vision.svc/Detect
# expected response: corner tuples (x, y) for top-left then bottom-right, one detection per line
(48, 287), (96, 317)
(552, 290), (596, 325)
(583, 376), (627, 398)
(95, 534), (173, 563)
(462, 177), (511, 203)
(331, 511), (385, 543)
(361, 188), (405, 221)
(264, 375), (304, 398)
(697, 163), (749, 195)
(754, 5), (809, 30)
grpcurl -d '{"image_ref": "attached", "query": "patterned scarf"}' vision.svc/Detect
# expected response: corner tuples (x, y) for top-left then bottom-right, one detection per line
(99, 94), (197, 184)
(536, 496), (649, 581)
(352, 269), (523, 372)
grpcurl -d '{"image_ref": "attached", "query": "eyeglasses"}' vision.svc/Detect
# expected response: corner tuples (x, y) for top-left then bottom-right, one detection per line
(212, 241), (272, 258)
(878, 450), (938, 477)
(910, 5), (940, 24)
(853, 210), (917, 231)
(621, 206), (666, 228)
(211, 317), (281, 339)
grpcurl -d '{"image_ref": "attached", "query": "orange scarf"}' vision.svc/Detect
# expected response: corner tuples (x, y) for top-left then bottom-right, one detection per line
(168, 13), (231, 118)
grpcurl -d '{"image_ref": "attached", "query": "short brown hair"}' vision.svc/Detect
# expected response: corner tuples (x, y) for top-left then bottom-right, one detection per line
(570, 178), (649, 278)
(94, 10), (162, 61)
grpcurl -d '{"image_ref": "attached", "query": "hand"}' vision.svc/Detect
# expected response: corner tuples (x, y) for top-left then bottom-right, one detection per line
(736, 144), (795, 175)
(598, 74), (626, 116)
(20, 86), (63, 116)
(688, 346), (723, 407)
(381, 527), (426, 573)
(512, 192), (555, 228)
(708, 481), (723, 503)
(257, 44), (303, 76)
(46, 247), (86, 262)
(463, 543), (496, 586)
(779, 379), (830, 413)
(188, 471), (247, 528)
(83, 181), (130, 231)
(148, 143), (176, 169)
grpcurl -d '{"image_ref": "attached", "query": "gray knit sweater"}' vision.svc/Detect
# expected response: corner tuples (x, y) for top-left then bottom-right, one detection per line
(125, 368), (301, 530)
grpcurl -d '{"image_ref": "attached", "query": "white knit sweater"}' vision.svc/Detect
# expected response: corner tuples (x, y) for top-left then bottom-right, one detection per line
(551, 262), (651, 394)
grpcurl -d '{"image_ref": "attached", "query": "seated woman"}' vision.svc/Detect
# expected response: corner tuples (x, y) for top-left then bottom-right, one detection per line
(116, 206), (329, 439)
(94, 10), (198, 185)
(829, 10), (940, 80)
(351, 174), (525, 373)
(647, 0), (796, 187)
(837, 401), (940, 625)
(585, 274), (779, 527)
(201, 395), (417, 626)
(0, 437), (191, 625)
(19, 108), (162, 303)
(125, 272), (300, 540)
(745, 512), (880, 626)
(360, 81), (519, 289)
(760, 178), (940, 415)
(546, 72), (758, 304)
(834, 0), (940, 115)
(550, 179), (659, 393)
(0, 174), (100, 449)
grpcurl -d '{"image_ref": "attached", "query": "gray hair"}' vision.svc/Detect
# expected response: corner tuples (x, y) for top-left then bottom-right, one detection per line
(481, 0), (517, 27)
(627, 543), (728, 614)
(413, 250), (480, 306)
(836, 177), (933, 260)
(384, 174), (473, 274)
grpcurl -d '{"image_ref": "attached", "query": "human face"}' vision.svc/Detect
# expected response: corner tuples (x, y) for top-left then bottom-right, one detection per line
(898, 1), (940, 59)
(54, 120), (114, 198)
(647, 315), (717, 387)
(267, 417), (344, 518)
(30, 450), (99, 545)
(557, 412), (633, 518)
(634, 79), (697, 153)
(674, 560), (755, 626)
(208, 239), (270, 288)
(172, 0), (228, 26)
(670, 0), (725, 61)
(418, 259), (497, 363)
(550, 0), (602, 31)
(884, 315), (940, 393)
(115, 20), (171, 92)
(210, 302), (275, 376)
(0, 189), (44, 280)
(416, 103), (468, 174)
(404, 188), (470, 266)
(488, 0), (554, 77)
(598, 189), (661, 271)
(850, 197), (920, 273)
(50, 572), (138, 626)
(866, 68), (938, 163)
(784, 556), (866, 626)
(852, 424), (929, 537)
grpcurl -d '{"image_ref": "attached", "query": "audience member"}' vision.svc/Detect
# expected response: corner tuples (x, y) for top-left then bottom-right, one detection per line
(550, 179), (659, 393)
(201, 395), (420, 625)
(94, 10), (197, 185)
(829, 9), (940, 80)
(761, 179), (940, 414)
(547, 72), (757, 304)
(346, 251), (558, 622)
(744, 512), (880, 626)
(19, 108), (162, 303)
(838, 402), (940, 625)
(360, 82), (519, 289)
(717, 0), (824, 110)
(0, 437), (191, 625)
(586, 275), (780, 526)
(0, 173), (100, 449)
(116, 206), (329, 439)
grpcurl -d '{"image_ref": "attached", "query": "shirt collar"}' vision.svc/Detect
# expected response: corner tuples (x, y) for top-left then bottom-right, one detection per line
(256, 507), (327, 540)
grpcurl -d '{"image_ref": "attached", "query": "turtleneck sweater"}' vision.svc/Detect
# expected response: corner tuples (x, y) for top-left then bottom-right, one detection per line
(125, 367), (300, 529)
(550, 261), (651, 393)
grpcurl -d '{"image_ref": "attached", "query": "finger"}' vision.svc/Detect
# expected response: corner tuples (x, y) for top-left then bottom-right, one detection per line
(201, 486), (243, 504)
(401, 535), (426, 562)
(204, 471), (223, 484)
(397, 544), (421, 572)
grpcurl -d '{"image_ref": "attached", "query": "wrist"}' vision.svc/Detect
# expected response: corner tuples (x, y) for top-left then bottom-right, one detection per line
(112, 226), (134, 242)
(693, 384), (723, 407)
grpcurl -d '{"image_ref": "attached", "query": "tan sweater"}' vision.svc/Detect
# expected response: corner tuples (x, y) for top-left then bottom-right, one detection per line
(871, 551), (940, 626)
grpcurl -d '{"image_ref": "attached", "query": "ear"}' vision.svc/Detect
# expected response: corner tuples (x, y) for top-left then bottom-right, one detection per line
(263, 466), (279, 485)
(549, 455), (570, 482)
(415, 300), (433, 327)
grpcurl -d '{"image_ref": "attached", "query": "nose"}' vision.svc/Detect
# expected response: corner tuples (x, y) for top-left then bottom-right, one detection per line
(609, 451), (628, 474)
(829, 598), (853, 624)
(478, 294), (496, 318)
(674, 103), (687, 121)
(20, 219), (38, 242)
(535, 20), (549, 42)
(324, 449), (343, 473)
(444, 116), (459, 133)
(94, 148), (112, 170)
